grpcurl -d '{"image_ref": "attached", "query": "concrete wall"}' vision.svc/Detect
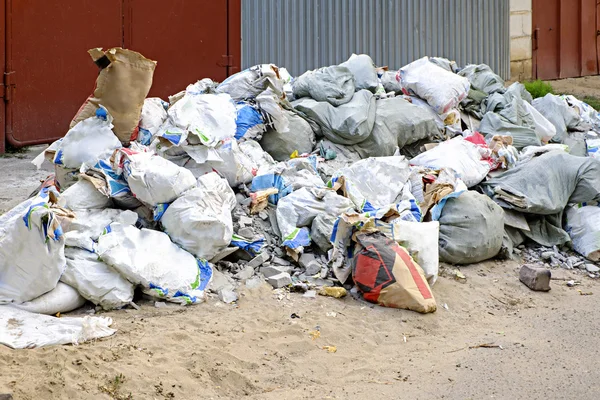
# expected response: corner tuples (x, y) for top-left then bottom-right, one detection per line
(510, 0), (533, 81)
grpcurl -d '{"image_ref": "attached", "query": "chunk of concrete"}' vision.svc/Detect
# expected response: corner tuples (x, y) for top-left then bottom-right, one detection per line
(247, 252), (271, 269)
(218, 288), (239, 303)
(209, 269), (236, 293)
(260, 265), (292, 278)
(234, 265), (255, 281)
(519, 265), (551, 292)
(267, 272), (292, 288)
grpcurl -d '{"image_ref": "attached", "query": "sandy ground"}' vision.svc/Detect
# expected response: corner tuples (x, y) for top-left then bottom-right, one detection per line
(546, 75), (600, 99)
(2, 145), (600, 399)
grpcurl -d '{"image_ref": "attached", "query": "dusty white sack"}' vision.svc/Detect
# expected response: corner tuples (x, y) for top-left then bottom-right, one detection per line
(123, 152), (196, 206)
(64, 209), (138, 251)
(565, 204), (600, 261)
(0, 306), (115, 349)
(58, 178), (112, 211)
(0, 190), (67, 304)
(62, 247), (134, 310)
(399, 57), (470, 115)
(13, 282), (86, 315)
(96, 223), (212, 304)
(410, 137), (490, 187)
(161, 173), (237, 260)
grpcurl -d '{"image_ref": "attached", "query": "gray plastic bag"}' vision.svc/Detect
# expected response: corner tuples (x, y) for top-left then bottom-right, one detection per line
(292, 89), (376, 145)
(532, 94), (581, 143)
(438, 191), (504, 264)
(292, 66), (356, 106)
(260, 110), (316, 161)
(479, 83), (539, 150)
(482, 152), (600, 215)
(351, 98), (441, 158)
(458, 64), (505, 95)
(340, 54), (379, 92)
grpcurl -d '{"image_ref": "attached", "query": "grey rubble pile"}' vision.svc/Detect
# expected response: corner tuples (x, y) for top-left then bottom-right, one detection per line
(3, 48), (600, 348)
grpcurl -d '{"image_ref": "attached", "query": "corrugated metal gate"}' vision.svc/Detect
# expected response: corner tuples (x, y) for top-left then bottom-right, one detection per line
(532, 0), (599, 80)
(1, 0), (241, 153)
(242, 0), (510, 78)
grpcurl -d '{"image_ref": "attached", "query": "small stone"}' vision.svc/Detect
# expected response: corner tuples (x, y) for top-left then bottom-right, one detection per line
(586, 264), (600, 273)
(274, 247), (285, 257)
(259, 211), (268, 220)
(241, 197), (252, 206)
(218, 288), (238, 303)
(267, 272), (292, 288)
(573, 260), (585, 268)
(305, 261), (322, 276)
(239, 215), (253, 227)
(519, 265), (551, 292)
(154, 301), (167, 308)
(261, 265), (291, 278)
(271, 256), (291, 266)
(299, 253), (317, 269)
(517, 244), (525, 250)
(0, 395), (13, 400)
(320, 266), (329, 279)
(247, 252), (271, 269)
(303, 290), (317, 298)
(541, 251), (554, 261)
(513, 248), (522, 255)
(237, 227), (255, 239)
(209, 269), (236, 293)
(234, 265), (255, 281)
(577, 262), (587, 270)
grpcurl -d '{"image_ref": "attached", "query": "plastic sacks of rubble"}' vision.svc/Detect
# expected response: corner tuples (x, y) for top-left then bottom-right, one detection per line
(9, 45), (600, 350)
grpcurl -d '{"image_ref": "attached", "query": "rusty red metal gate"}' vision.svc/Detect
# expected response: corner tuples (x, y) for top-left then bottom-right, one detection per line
(532, 0), (599, 80)
(0, 0), (240, 153)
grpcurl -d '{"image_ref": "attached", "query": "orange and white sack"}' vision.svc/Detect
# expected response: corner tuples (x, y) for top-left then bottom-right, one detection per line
(352, 232), (436, 313)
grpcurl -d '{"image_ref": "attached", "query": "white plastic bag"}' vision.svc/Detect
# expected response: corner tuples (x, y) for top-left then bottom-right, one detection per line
(0, 190), (67, 304)
(276, 187), (355, 252)
(139, 97), (168, 144)
(123, 152), (197, 206)
(523, 100), (556, 143)
(62, 247), (134, 310)
(12, 282), (86, 315)
(64, 209), (138, 251)
(161, 173), (237, 260)
(53, 106), (122, 169)
(168, 93), (237, 147)
(217, 64), (284, 101)
(96, 223), (212, 304)
(0, 306), (115, 348)
(377, 220), (440, 285)
(328, 157), (411, 211)
(565, 204), (600, 261)
(410, 137), (491, 187)
(209, 138), (275, 187)
(399, 57), (470, 115)
(58, 178), (113, 211)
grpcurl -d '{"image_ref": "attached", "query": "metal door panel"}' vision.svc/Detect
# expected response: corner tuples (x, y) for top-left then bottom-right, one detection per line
(126, 0), (229, 100)
(533, 0), (560, 80)
(6, 0), (123, 146)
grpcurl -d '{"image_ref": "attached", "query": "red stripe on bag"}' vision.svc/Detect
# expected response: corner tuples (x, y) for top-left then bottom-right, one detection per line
(393, 246), (433, 300)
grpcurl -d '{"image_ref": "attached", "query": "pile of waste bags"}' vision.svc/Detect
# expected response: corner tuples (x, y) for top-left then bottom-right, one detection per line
(4, 47), (600, 348)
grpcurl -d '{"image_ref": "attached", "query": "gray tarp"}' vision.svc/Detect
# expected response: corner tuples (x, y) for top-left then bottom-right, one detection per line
(438, 191), (504, 264)
(292, 89), (376, 146)
(478, 83), (540, 150)
(292, 66), (356, 106)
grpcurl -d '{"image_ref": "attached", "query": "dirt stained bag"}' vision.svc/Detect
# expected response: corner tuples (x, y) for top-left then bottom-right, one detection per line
(352, 232), (437, 313)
